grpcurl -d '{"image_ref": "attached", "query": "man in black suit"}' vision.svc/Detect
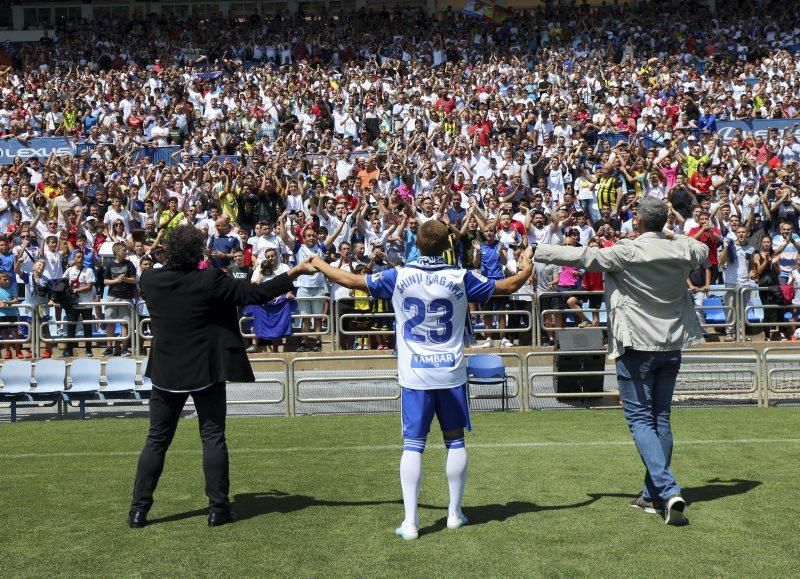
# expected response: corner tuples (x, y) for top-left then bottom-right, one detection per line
(129, 225), (315, 528)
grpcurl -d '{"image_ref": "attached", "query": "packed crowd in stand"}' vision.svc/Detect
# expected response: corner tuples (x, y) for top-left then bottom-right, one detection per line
(1, 0), (800, 359)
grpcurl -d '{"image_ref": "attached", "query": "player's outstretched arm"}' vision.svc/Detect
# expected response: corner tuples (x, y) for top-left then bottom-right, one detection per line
(494, 246), (533, 295)
(309, 256), (368, 291)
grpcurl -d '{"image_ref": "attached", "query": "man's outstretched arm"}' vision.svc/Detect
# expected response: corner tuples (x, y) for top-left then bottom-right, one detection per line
(310, 256), (369, 291)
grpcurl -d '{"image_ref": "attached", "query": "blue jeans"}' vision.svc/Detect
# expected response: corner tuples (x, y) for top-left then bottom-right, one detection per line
(616, 349), (682, 501)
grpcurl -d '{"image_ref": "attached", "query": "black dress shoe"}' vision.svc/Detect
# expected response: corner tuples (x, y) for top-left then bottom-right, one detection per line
(128, 511), (147, 528)
(208, 510), (237, 527)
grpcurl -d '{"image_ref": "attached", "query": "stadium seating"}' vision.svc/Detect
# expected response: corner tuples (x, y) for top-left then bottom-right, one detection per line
(0, 360), (33, 423)
(64, 359), (102, 419)
(0, 357), (160, 421)
(32, 360), (66, 399)
(467, 354), (509, 411)
(102, 358), (138, 399)
(702, 296), (727, 325)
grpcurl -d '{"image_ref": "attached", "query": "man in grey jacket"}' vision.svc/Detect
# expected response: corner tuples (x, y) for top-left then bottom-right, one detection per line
(534, 196), (708, 526)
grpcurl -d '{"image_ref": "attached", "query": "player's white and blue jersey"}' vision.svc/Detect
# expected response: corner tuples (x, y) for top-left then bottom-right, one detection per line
(366, 255), (495, 391)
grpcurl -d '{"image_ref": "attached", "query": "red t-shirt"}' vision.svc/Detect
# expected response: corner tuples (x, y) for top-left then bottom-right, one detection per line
(687, 226), (720, 265)
(502, 220), (526, 238)
(689, 172), (712, 195)
(583, 271), (604, 291)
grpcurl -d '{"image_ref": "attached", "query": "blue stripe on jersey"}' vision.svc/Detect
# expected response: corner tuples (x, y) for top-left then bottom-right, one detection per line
(366, 267), (398, 300)
(463, 270), (496, 304)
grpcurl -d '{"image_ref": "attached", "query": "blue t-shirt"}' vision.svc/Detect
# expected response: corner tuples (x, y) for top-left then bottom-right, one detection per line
(404, 229), (420, 264)
(0, 285), (17, 317)
(208, 234), (242, 268)
(0, 252), (17, 295)
(479, 241), (505, 280)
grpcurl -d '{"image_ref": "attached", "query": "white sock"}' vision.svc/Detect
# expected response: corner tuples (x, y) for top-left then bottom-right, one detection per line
(445, 437), (467, 515)
(400, 438), (426, 525)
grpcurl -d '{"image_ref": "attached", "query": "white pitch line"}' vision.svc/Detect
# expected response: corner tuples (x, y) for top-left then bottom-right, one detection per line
(1, 438), (799, 460)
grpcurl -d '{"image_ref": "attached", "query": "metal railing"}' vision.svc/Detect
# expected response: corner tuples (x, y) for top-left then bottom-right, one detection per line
(537, 290), (606, 346)
(290, 354), (400, 412)
(0, 345), (774, 420)
(0, 288), (796, 358)
(692, 286), (739, 334)
(472, 308), (535, 340)
(762, 346), (800, 406)
(739, 286), (800, 338)
(37, 300), (137, 352)
(524, 349), (617, 410)
(674, 350), (762, 406)
(0, 304), (36, 351)
(523, 347), (763, 410)
(228, 358), (291, 416)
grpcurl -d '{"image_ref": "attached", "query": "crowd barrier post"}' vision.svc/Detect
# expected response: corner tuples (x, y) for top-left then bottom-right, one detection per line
(137, 315), (151, 353)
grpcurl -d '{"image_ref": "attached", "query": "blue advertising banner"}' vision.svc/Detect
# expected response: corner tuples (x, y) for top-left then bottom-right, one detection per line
(716, 119), (800, 143)
(0, 137), (75, 164)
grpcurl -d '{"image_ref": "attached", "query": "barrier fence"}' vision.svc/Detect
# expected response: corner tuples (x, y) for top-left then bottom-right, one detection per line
(0, 287), (800, 422)
(5, 345), (788, 421)
(3, 286), (800, 359)
(38, 300), (137, 352)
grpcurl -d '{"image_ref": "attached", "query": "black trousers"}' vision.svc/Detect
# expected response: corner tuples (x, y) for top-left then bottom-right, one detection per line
(65, 307), (93, 352)
(131, 382), (229, 514)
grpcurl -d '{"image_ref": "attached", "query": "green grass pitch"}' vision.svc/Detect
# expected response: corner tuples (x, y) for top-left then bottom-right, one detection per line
(1, 408), (798, 577)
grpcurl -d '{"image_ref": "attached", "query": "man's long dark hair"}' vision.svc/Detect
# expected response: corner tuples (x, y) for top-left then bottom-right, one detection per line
(164, 225), (204, 271)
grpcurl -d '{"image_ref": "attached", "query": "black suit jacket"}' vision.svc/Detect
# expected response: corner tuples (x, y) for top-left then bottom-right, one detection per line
(141, 267), (295, 390)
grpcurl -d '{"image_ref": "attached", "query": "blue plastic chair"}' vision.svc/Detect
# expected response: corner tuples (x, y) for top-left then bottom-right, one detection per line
(32, 360), (66, 398)
(702, 296), (727, 325)
(137, 357), (152, 398)
(65, 359), (101, 419)
(0, 361), (32, 422)
(102, 358), (137, 398)
(466, 354), (508, 411)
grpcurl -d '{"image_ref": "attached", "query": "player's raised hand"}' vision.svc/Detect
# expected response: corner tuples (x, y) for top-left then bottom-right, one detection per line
(520, 245), (534, 269)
